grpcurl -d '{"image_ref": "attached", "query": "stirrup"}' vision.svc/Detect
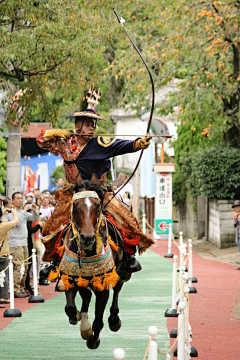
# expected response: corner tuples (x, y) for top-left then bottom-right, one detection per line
(126, 257), (142, 273)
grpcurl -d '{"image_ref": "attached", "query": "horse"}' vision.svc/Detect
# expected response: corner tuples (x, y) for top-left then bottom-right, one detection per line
(56, 180), (132, 350)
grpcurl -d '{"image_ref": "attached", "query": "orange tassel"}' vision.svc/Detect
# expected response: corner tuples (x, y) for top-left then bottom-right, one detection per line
(75, 273), (89, 288)
(91, 272), (104, 292)
(61, 271), (74, 291)
(103, 267), (119, 290)
(55, 244), (65, 258)
(48, 266), (61, 281)
(108, 236), (119, 252)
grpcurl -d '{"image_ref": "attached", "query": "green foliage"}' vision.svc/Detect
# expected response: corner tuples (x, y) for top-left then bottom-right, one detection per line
(0, 135), (7, 193)
(50, 165), (65, 186)
(181, 144), (240, 200)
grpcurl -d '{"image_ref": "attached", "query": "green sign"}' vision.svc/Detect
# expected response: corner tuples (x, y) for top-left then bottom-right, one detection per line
(155, 219), (173, 234)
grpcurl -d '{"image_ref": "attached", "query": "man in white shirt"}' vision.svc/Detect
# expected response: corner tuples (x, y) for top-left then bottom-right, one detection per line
(2, 192), (39, 298)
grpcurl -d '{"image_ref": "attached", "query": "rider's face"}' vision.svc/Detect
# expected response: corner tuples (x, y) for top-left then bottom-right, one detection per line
(75, 119), (95, 139)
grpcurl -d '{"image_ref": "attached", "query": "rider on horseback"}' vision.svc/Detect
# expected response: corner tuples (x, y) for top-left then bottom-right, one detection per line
(36, 85), (154, 274)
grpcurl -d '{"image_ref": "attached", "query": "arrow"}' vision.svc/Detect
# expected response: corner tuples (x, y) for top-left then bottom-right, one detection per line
(69, 131), (172, 138)
(158, 222), (171, 231)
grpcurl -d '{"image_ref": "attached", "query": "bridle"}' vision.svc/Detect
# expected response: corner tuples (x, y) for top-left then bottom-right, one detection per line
(71, 190), (103, 267)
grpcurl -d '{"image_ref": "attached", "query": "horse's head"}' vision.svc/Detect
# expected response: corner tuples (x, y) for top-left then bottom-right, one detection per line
(72, 181), (104, 253)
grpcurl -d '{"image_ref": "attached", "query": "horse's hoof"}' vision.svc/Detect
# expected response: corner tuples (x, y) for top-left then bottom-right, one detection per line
(81, 327), (93, 340)
(86, 335), (100, 350)
(76, 311), (82, 322)
(108, 317), (122, 332)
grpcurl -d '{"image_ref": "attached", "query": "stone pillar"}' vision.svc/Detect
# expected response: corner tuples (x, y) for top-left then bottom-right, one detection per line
(6, 124), (21, 197)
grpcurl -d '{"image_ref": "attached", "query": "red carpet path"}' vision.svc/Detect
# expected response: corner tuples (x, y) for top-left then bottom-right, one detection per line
(151, 240), (240, 360)
(1, 241), (240, 360)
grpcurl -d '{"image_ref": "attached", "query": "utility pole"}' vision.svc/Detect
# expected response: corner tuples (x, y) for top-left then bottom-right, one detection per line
(6, 123), (21, 197)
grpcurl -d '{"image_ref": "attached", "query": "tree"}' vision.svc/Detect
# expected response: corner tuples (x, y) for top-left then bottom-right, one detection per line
(0, 135), (7, 193)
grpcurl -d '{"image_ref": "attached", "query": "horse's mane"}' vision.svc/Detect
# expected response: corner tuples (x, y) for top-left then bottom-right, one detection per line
(74, 180), (105, 202)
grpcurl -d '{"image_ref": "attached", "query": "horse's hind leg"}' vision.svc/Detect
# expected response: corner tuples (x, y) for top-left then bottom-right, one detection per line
(108, 280), (123, 332)
(87, 289), (109, 350)
(65, 288), (81, 325)
(79, 287), (93, 340)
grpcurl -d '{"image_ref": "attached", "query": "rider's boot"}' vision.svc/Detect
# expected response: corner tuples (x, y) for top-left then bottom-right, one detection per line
(126, 255), (142, 273)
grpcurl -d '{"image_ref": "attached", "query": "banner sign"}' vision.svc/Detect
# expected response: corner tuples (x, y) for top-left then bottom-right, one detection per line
(155, 172), (173, 235)
(21, 153), (63, 193)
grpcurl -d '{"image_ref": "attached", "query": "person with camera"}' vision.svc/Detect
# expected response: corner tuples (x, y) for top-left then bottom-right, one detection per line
(2, 192), (39, 298)
(23, 202), (45, 294)
(0, 207), (18, 306)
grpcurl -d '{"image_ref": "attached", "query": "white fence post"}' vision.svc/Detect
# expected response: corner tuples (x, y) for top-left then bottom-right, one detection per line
(28, 249), (45, 303)
(165, 223), (173, 258)
(165, 255), (178, 317)
(148, 326), (158, 360)
(3, 255), (21, 318)
(142, 213), (146, 234)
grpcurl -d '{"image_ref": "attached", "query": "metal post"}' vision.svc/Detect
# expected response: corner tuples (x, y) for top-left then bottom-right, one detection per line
(4, 255), (21, 317)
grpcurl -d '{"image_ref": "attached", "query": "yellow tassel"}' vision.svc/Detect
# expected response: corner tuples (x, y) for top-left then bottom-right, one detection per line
(61, 271), (74, 291)
(103, 267), (119, 290)
(91, 272), (104, 292)
(48, 265), (61, 281)
(108, 236), (119, 252)
(56, 244), (65, 258)
(75, 273), (89, 288)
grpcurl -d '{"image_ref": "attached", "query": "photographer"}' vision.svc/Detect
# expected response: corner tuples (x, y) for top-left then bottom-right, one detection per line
(2, 192), (39, 298)
(0, 207), (18, 306)
(23, 202), (45, 294)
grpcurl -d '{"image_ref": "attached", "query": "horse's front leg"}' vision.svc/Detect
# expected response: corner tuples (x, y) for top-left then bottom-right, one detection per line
(65, 288), (81, 325)
(87, 289), (109, 350)
(108, 280), (123, 332)
(78, 287), (93, 340)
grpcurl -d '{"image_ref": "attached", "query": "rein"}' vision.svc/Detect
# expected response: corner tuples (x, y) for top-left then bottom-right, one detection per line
(71, 190), (104, 267)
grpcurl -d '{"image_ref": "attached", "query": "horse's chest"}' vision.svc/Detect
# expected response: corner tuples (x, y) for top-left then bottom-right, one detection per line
(60, 244), (114, 278)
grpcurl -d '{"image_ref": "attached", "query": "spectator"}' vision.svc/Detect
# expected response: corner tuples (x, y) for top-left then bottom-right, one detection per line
(3, 197), (13, 209)
(26, 193), (34, 203)
(231, 200), (240, 270)
(0, 207), (18, 306)
(39, 194), (54, 219)
(33, 188), (40, 204)
(23, 202), (45, 295)
(2, 192), (39, 298)
(56, 177), (64, 189)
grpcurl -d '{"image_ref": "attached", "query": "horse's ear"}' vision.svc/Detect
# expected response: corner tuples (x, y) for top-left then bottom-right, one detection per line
(90, 172), (100, 184)
(75, 173), (83, 187)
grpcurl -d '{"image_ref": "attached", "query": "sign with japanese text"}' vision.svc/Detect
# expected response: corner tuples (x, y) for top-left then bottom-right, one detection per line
(155, 172), (173, 236)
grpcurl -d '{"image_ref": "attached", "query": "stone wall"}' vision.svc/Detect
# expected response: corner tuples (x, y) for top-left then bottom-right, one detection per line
(209, 200), (236, 249)
(173, 199), (198, 239)
(173, 198), (236, 248)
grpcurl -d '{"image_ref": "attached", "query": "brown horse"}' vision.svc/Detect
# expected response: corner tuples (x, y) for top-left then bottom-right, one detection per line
(59, 181), (132, 350)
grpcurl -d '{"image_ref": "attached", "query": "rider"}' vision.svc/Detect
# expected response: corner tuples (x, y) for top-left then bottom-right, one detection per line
(36, 86), (153, 273)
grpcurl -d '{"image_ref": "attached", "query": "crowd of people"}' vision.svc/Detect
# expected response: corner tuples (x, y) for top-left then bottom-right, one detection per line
(0, 186), (61, 306)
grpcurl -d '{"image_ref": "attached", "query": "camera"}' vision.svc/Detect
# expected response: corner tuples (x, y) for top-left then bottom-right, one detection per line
(7, 209), (12, 213)
(29, 204), (32, 209)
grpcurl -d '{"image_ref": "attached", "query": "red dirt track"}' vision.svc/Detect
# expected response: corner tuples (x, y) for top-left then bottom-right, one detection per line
(151, 240), (240, 360)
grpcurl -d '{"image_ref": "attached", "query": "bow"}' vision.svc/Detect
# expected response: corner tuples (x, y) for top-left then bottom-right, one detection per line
(103, 8), (155, 209)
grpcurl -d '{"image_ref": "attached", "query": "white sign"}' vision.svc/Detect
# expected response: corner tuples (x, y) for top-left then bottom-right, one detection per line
(155, 172), (172, 219)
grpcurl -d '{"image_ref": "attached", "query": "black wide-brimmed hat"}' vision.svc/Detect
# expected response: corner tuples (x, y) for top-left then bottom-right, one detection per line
(71, 85), (105, 121)
(232, 200), (240, 208)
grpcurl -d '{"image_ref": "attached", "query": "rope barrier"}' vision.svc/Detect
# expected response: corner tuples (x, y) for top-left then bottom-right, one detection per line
(141, 300), (187, 359)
